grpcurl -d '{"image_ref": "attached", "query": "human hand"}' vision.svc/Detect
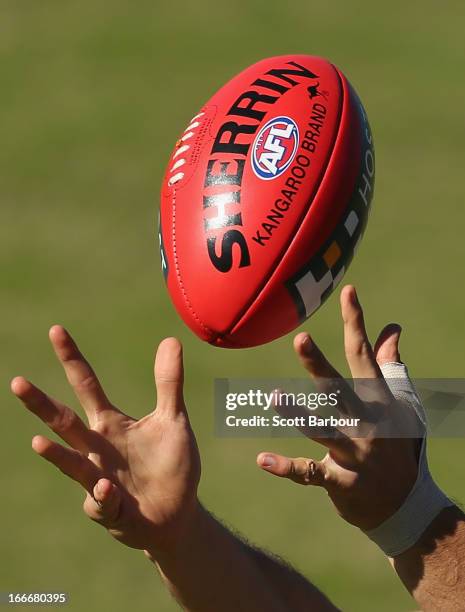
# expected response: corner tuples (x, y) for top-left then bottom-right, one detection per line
(257, 285), (422, 531)
(11, 327), (201, 553)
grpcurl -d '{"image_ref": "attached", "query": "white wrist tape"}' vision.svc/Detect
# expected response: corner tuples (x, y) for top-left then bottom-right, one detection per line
(363, 362), (454, 557)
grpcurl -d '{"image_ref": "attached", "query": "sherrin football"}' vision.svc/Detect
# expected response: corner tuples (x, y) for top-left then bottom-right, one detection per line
(159, 55), (374, 348)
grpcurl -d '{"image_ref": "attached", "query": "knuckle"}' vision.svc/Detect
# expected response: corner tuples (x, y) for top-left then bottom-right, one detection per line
(50, 408), (78, 434)
(354, 440), (372, 461)
(289, 459), (308, 484)
(93, 420), (111, 437)
(346, 340), (372, 359)
(75, 373), (98, 393)
(355, 437), (382, 463)
(287, 461), (295, 478)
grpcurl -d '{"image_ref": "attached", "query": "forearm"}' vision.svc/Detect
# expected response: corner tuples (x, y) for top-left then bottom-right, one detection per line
(146, 503), (337, 612)
(393, 505), (465, 611)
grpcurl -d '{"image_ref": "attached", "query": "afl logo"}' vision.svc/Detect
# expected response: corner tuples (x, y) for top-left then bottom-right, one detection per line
(252, 116), (299, 180)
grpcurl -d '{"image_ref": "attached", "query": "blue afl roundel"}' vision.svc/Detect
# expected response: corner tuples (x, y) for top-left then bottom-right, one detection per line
(251, 116), (299, 180)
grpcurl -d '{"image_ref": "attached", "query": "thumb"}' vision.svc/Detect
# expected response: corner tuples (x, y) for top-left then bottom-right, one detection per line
(83, 478), (121, 524)
(374, 323), (402, 366)
(257, 452), (327, 487)
(154, 337), (186, 417)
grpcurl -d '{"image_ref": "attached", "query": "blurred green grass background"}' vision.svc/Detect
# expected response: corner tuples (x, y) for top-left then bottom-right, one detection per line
(1, 1), (464, 610)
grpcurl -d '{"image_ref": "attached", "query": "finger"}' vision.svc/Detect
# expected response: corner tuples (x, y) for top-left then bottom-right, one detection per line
(293, 333), (364, 423)
(377, 355), (426, 431)
(83, 478), (121, 524)
(11, 377), (92, 453)
(373, 326), (424, 437)
(32, 435), (100, 494)
(374, 324), (402, 365)
(257, 452), (328, 487)
(273, 388), (357, 458)
(340, 285), (382, 379)
(154, 337), (186, 417)
(294, 332), (343, 380)
(49, 325), (112, 424)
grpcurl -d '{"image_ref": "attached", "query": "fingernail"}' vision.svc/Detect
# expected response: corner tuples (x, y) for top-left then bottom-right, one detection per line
(261, 455), (276, 467)
(301, 334), (312, 354)
(351, 288), (359, 305)
(96, 480), (106, 496)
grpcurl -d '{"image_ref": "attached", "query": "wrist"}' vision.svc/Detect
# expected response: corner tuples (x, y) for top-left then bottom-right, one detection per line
(144, 498), (204, 563)
(364, 439), (453, 557)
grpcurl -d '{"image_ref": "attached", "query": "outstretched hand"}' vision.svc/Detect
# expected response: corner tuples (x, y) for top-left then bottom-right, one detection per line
(11, 327), (201, 553)
(257, 285), (420, 531)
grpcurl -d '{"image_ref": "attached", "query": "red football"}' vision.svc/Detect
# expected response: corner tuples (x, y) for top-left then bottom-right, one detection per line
(159, 55), (375, 348)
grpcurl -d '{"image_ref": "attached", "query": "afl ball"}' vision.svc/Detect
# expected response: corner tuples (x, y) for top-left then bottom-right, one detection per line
(159, 55), (375, 348)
